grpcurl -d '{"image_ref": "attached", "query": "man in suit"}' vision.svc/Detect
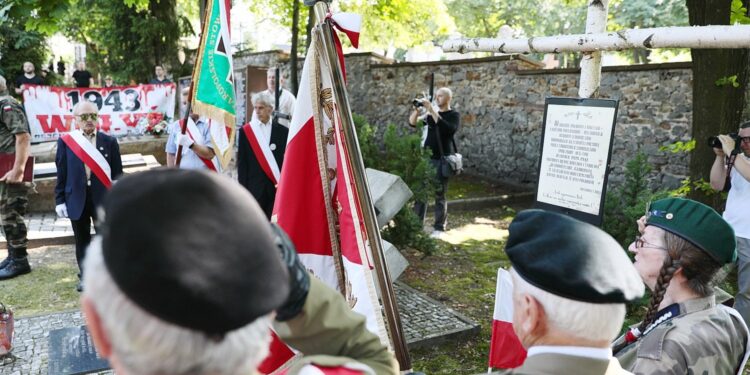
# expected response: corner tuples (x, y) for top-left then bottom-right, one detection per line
(492, 210), (644, 375)
(237, 91), (288, 219)
(55, 101), (123, 291)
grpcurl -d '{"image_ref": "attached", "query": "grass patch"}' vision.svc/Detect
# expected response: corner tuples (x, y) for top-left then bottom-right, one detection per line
(0, 262), (79, 317)
(403, 206), (515, 374)
(447, 175), (521, 201)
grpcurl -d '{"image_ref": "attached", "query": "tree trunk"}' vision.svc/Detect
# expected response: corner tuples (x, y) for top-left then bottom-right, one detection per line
(306, 6), (314, 51)
(686, 0), (750, 206)
(290, 0), (300, 94)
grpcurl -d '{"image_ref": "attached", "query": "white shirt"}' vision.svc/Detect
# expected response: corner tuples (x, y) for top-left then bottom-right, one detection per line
(526, 345), (612, 361)
(251, 89), (296, 127)
(253, 117), (273, 145)
(724, 154), (750, 238)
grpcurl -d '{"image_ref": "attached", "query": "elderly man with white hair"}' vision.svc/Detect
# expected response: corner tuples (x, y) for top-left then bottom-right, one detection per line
(237, 91), (288, 219)
(0, 75), (33, 280)
(491, 209), (644, 375)
(81, 169), (398, 375)
(55, 100), (123, 291)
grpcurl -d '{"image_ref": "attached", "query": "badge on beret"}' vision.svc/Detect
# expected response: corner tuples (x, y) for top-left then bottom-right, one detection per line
(270, 143), (276, 151)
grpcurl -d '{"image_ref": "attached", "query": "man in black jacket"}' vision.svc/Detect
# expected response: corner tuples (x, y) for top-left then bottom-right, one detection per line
(409, 87), (459, 238)
(237, 91), (288, 219)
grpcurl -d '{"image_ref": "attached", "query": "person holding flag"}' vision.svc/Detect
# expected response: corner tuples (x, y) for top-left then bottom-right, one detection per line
(166, 88), (218, 171)
(54, 101), (122, 292)
(79, 169), (398, 375)
(237, 91), (288, 219)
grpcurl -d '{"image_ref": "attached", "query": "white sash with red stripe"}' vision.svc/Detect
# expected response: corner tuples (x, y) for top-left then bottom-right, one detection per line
(61, 130), (113, 189)
(242, 121), (281, 185)
(183, 118), (219, 172)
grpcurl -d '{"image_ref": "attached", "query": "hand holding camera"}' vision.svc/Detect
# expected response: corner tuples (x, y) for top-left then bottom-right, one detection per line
(708, 133), (740, 156)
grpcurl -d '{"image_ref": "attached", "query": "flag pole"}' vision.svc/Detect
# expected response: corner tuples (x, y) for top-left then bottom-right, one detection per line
(176, 0), (210, 167)
(311, 1), (412, 371)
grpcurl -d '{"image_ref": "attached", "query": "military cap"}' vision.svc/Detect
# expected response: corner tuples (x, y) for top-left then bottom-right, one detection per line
(505, 209), (644, 303)
(100, 168), (290, 335)
(645, 197), (736, 264)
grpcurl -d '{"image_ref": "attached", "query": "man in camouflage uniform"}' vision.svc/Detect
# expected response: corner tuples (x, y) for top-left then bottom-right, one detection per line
(0, 75), (32, 280)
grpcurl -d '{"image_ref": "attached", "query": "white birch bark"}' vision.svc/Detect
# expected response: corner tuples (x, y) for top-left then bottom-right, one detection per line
(442, 25), (750, 54)
(579, 0), (609, 98)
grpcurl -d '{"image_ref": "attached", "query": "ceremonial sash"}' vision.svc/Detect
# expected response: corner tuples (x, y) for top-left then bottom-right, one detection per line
(60, 131), (112, 189)
(183, 118), (218, 172)
(242, 123), (280, 185)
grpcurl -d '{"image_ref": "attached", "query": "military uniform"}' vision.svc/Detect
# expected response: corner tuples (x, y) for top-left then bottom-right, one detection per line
(0, 96), (31, 279)
(274, 276), (398, 375)
(496, 210), (644, 375)
(614, 296), (749, 375)
(492, 353), (631, 375)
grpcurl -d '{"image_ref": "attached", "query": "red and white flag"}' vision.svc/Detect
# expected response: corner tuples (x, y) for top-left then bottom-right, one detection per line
(488, 268), (526, 370)
(261, 15), (388, 373)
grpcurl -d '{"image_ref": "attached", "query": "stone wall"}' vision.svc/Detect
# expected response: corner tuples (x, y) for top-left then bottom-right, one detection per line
(233, 51), (707, 189)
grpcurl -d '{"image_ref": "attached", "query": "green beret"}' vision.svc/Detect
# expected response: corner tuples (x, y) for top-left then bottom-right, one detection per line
(505, 210), (644, 304)
(646, 197), (736, 264)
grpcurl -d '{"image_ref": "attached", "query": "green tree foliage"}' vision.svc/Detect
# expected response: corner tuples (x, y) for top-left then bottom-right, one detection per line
(0, 5), (48, 85)
(250, 0), (455, 53)
(337, 0), (455, 50)
(60, 0), (188, 84)
(355, 114), (437, 254)
(1, 0), (70, 34)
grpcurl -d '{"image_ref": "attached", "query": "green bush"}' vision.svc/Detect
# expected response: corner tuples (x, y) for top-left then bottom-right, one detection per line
(354, 114), (437, 254)
(603, 152), (670, 247)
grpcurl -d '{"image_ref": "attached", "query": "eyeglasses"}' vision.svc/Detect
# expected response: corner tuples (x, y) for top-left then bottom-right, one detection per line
(77, 113), (98, 121)
(634, 236), (668, 251)
(740, 136), (750, 144)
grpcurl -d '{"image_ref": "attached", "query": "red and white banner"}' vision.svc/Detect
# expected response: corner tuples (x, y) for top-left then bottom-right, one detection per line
(21, 84), (176, 143)
(182, 117), (220, 172)
(265, 23), (388, 373)
(488, 268), (526, 370)
(60, 130), (113, 188)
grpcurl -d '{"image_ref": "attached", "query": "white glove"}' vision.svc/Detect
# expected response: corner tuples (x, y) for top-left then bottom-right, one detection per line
(176, 133), (195, 148)
(55, 203), (68, 218)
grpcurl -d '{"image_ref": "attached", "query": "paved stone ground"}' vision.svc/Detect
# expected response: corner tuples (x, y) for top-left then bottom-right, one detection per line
(0, 284), (477, 374)
(0, 213), (79, 248)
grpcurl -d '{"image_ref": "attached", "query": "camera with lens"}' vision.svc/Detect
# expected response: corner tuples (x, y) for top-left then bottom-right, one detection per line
(707, 132), (740, 150)
(412, 99), (423, 108)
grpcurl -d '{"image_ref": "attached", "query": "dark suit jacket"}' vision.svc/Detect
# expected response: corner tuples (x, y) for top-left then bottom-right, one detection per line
(237, 123), (288, 219)
(55, 132), (123, 221)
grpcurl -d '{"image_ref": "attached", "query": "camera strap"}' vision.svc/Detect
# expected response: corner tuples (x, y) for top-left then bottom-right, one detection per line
(724, 153), (737, 192)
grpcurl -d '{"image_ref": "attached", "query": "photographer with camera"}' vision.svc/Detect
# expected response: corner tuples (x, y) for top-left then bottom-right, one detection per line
(409, 87), (460, 239)
(710, 121), (750, 326)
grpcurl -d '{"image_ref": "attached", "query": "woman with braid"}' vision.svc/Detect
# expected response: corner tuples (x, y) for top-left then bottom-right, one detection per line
(612, 197), (750, 374)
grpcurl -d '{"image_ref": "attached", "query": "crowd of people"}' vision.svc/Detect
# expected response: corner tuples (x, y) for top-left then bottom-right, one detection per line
(1, 55), (750, 374)
(11, 60), (173, 93)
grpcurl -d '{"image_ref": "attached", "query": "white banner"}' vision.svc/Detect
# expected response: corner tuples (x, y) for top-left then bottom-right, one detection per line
(22, 84), (176, 142)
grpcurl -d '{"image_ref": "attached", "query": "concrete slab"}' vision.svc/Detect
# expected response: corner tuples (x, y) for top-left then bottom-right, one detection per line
(366, 168), (413, 228)
(383, 239), (409, 281)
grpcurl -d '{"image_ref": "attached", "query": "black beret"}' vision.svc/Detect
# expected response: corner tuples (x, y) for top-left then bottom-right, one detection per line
(505, 209), (644, 304)
(100, 168), (290, 335)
